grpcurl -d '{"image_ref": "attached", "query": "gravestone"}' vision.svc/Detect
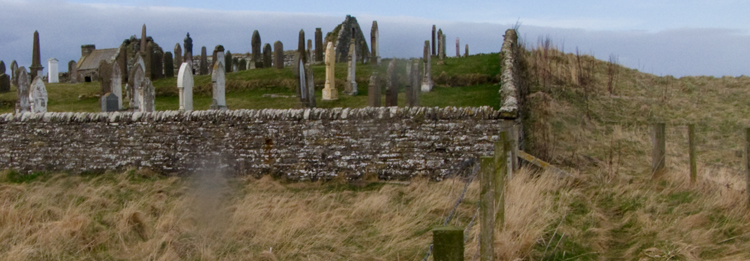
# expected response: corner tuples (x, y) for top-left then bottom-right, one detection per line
(144, 41), (153, 78)
(225, 50), (233, 73)
(431, 25), (436, 56)
(140, 24), (147, 53)
(252, 30), (262, 68)
(183, 33), (193, 61)
(274, 41), (284, 69)
(47, 58), (59, 83)
(164, 52), (174, 78)
(140, 78), (155, 112)
(371, 21), (379, 65)
(344, 42), (357, 95)
(263, 44), (272, 68)
(298, 29), (306, 64)
(199, 46), (208, 75)
(314, 28), (323, 63)
(456, 38), (460, 57)
(238, 58), (247, 71)
(98, 60), (112, 95)
(409, 59), (420, 106)
(111, 61), (123, 109)
(30, 31), (43, 80)
(307, 39), (313, 63)
(30, 76), (47, 113)
(16, 67), (30, 113)
(421, 41), (433, 92)
(305, 63), (316, 107)
(441, 34), (447, 60)
(294, 54), (309, 108)
(101, 93), (119, 112)
(322, 42), (337, 100)
(210, 62), (227, 110)
(68, 60), (77, 83)
(0, 61), (8, 93)
(385, 59), (398, 107)
(174, 43), (183, 70)
(177, 62), (193, 111)
(152, 46), (163, 79)
(212, 45), (225, 70)
(437, 29), (443, 60)
(367, 72), (380, 107)
(129, 61), (144, 112)
(10, 61), (18, 86)
(465, 44), (469, 57)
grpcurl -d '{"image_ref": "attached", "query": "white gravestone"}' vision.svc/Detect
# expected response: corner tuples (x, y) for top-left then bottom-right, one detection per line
(47, 58), (59, 83)
(30, 76), (47, 113)
(177, 62), (194, 111)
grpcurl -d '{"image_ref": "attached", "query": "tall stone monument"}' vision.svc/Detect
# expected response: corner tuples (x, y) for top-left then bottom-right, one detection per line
(16, 67), (30, 113)
(298, 29), (306, 64)
(210, 62), (227, 110)
(421, 41), (433, 92)
(441, 34), (447, 60)
(263, 44), (272, 68)
(0, 61), (9, 93)
(273, 41), (284, 69)
(29, 76), (47, 113)
(370, 21), (379, 65)
(199, 46), (208, 75)
(385, 59), (397, 107)
(252, 30), (262, 68)
(47, 58), (59, 83)
(183, 33), (193, 61)
(30, 31), (44, 80)
(322, 42), (337, 100)
(177, 62), (193, 111)
(314, 28), (323, 63)
(68, 60), (77, 83)
(431, 25), (436, 56)
(367, 72), (380, 107)
(140, 24), (148, 53)
(344, 42), (357, 95)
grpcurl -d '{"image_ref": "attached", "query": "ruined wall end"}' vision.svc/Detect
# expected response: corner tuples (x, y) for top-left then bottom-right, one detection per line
(0, 107), (505, 180)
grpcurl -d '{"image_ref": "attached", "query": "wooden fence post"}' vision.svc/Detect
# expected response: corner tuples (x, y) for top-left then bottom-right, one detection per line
(432, 226), (464, 261)
(652, 123), (666, 178)
(479, 156), (494, 260)
(494, 132), (508, 229)
(688, 124), (696, 184)
(745, 128), (750, 208)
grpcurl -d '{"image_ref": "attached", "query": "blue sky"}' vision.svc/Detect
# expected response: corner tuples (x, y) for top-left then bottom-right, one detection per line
(2, 0), (749, 76)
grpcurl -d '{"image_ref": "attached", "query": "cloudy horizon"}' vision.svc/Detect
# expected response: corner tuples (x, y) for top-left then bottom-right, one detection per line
(2, 0), (749, 77)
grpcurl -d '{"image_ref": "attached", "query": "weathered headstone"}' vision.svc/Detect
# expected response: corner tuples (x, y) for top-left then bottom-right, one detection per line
(371, 21), (379, 65)
(140, 24), (147, 53)
(294, 54), (310, 108)
(274, 41), (284, 69)
(199, 46), (208, 75)
(129, 60), (145, 111)
(238, 58), (247, 71)
(140, 78), (155, 112)
(252, 30), (262, 68)
(30, 31), (44, 80)
(98, 60), (112, 95)
(410, 59), (420, 106)
(210, 62), (227, 110)
(225, 50), (233, 73)
(437, 29), (444, 60)
(10, 61), (18, 86)
(431, 25), (436, 56)
(154, 46), (164, 80)
(0, 61), (8, 93)
(298, 29), (306, 64)
(344, 42), (357, 95)
(164, 52), (174, 78)
(305, 63), (316, 107)
(465, 44), (469, 57)
(177, 62), (193, 111)
(314, 28), (323, 63)
(68, 60), (77, 83)
(367, 72), (380, 107)
(101, 93), (119, 112)
(15, 67), (30, 113)
(421, 41), (433, 92)
(47, 58), (59, 83)
(322, 42), (337, 100)
(385, 59), (398, 107)
(441, 33), (447, 60)
(263, 44), (272, 68)
(29, 76), (47, 113)
(174, 43), (183, 70)
(111, 61), (123, 109)
(307, 39), (313, 63)
(183, 33), (193, 61)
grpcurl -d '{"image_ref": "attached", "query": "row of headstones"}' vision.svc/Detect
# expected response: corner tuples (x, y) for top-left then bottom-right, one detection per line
(12, 66), (48, 113)
(431, 26), (470, 60)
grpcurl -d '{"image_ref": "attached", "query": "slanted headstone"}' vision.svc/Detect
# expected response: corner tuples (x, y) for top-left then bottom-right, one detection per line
(164, 52), (174, 78)
(68, 60), (77, 83)
(0, 61), (8, 93)
(177, 62), (194, 111)
(47, 58), (59, 83)
(344, 42), (357, 95)
(322, 42), (337, 100)
(15, 67), (30, 113)
(174, 43), (183, 69)
(199, 46), (208, 75)
(421, 41), (433, 92)
(252, 30), (262, 68)
(210, 62), (227, 110)
(29, 76), (47, 113)
(225, 50), (233, 73)
(385, 59), (398, 107)
(294, 54), (308, 107)
(10, 60), (18, 87)
(101, 93), (119, 112)
(409, 59), (420, 106)
(263, 44), (272, 68)
(273, 41), (284, 69)
(30, 31), (43, 80)
(140, 78), (155, 112)
(314, 28), (323, 63)
(371, 21), (379, 65)
(367, 72), (380, 107)
(111, 61), (123, 109)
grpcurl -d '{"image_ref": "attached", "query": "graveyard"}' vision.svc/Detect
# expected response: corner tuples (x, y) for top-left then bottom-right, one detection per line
(2, 16), (750, 260)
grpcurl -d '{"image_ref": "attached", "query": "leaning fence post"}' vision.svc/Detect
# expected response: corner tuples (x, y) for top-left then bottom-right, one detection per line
(494, 132), (508, 229)
(652, 123), (666, 178)
(745, 128), (750, 208)
(479, 156), (495, 261)
(432, 226), (464, 261)
(688, 124), (696, 184)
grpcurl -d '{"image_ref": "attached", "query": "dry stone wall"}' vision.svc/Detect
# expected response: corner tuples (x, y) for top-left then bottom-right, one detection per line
(0, 107), (506, 180)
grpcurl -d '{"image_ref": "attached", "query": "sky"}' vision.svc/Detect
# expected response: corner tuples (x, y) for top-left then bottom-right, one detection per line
(2, 0), (749, 77)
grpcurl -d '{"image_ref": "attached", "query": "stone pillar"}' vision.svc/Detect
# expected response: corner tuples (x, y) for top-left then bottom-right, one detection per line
(30, 31), (44, 80)
(140, 78), (155, 112)
(263, 44), (272, 68)
(431, 25), (436, 56)
(367, 72), (380, 107)
(140, 24), (147, 53)
(298, 29), (306, 64)
(371, 21), (379, 65)
(315, 28), (323, 63)
(421, 41), (433, 92)
(344, 42), (357, 95)
(252, 30), (262, 68)
(273, 41), (284, 69)
(437, 29), (443, 60)
(210, 62), (227, 110)
(385, 59), (397, 107)
(68, 60), (77, 83)
(47, 58), (59, 83)
(322, 42), (337, 101)
(441, 34), (447, 60)
(177, 62), (194, 111)
(15, 67), (30, 113)
(199, 46), (208, 75)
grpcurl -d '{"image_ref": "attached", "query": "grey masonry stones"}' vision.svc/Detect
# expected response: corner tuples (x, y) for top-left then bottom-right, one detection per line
(263, 44), (272, 68)
(385, 59), (397, 107)
(252, 30), (262, 68)
(368, 72), (380, 107)
(177, 62), (193, 111)
(30, 31), (43, 80)
(274, 41), (284, 69)
(29, 76), (47, 113)
(15, 67), (30, 113)
(315, 28), (323, 63)
(0, 61), (8, 93)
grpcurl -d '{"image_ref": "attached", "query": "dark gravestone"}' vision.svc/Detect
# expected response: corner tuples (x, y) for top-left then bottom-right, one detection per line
(183, 33), (193, 61)
(431, 25), (436, 56)
(314, 28), (323, 63)
(144, 42), (153, 78)
(101, 93), (119, 112)
(385, 59), (398, 107)
(298, 29), (306, 64)
(10, 60), (18, 87)
(68, 60), (77, 83)
(0, 61), (9, 93)
(263, 44), (272, 68)
(199, 46), (208, 75)
(225, 51), (233, 73)
(174, 43), (183, 69)
(273, 41), (284, 69)
(140, 24), (147, 53)
(252, 30), (262, 68)
(152, 46), (164, 80)
(238, 58), (247, 71)
(164, 52), (174, 78)
(367, 72), (380, 107)
(370, 21), (379, 65)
